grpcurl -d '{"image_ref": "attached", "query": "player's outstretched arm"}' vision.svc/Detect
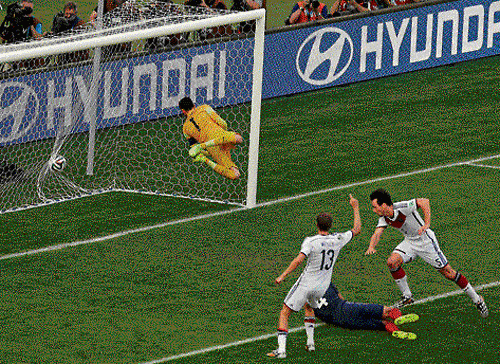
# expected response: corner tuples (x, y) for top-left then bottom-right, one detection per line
(349, 194), (361, 236)
(365, 227), (384, 255)
(275, 253), (306, 285)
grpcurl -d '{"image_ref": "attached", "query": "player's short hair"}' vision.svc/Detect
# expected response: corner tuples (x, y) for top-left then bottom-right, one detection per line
(316, 212), (332, 232)
(370, 188), (393, 206)
(179, 97), (195, 111)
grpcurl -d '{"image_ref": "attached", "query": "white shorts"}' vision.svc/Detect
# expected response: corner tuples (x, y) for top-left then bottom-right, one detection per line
(283, 277), (327, 312)
(393, 230), (448, 269)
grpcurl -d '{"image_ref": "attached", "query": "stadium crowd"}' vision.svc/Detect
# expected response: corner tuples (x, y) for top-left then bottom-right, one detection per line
(0, 0), (431, 45)
(0, 0), (265, 44)
(285, 0), (427, 25)
(0, 0), (428, 69)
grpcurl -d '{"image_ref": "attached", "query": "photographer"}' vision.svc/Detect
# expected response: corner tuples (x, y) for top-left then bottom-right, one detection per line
(0, 0), (43, 43)
(231, 0), (262, 11)
(184, 0), (232, 39)
(51, 2), (84, 34)
(330, 0), (372, 16)
(285, 0), (329, 25)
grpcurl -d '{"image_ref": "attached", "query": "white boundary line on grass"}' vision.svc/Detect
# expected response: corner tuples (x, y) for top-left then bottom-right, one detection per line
(1, 153), (499, 261)
(140, 281), (500, 364)
(467, 162), (500, 170)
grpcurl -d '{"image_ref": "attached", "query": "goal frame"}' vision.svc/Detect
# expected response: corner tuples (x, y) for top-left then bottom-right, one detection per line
(0, 8), (265, 209)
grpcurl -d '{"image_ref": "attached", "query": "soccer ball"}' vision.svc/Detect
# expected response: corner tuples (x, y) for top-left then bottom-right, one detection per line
(49, 155), (66, 171)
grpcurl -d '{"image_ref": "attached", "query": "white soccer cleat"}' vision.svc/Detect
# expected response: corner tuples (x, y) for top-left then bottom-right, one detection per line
(266, 349), (286, 359)
(393, 295), (414, 309)
(476, 296), (489, 318)
(305, 344), (315, 352)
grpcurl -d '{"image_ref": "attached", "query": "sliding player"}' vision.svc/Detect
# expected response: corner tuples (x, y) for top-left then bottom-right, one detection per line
(313, 282), (419, 340)
(365, 188), (488, 318)
(178, 97), (243, 180)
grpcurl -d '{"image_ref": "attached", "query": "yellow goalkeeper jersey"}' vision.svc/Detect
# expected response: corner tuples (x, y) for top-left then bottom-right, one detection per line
(182, 105), (228, 144)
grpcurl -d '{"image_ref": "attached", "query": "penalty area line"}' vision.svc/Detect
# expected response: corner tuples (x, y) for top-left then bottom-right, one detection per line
(1, 153), (499, 261)
(140, 281), (500, 364)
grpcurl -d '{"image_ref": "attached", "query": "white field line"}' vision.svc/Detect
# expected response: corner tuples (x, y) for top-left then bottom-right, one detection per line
(140, 281), (500, 364)
(466, 162), (500, 170)
(1, 153), (500, 261)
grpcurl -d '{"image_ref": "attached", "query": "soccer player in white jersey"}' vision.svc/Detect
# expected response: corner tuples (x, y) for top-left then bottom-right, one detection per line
(267, 194), (361, 359)
(365, 188), (488, 318)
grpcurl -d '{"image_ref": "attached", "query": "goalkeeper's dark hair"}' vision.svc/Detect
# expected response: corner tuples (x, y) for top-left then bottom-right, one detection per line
(179, 97), (195, 111)
(370, 188), (393, 206)
(316, 213), (332, 232)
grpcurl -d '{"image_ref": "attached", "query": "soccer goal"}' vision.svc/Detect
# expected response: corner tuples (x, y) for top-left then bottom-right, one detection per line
(0, 0), (265, 213)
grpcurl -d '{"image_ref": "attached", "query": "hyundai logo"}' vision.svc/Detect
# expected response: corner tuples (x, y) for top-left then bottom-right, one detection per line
(0, 82), (39, 144)
(296, 27), (354, 86)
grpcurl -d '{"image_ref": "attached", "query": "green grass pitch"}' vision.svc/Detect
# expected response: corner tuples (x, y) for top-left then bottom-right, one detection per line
(0, 54), (499, 363)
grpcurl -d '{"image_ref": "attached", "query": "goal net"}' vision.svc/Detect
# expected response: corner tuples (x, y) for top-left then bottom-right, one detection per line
(0, 0), (265, 214)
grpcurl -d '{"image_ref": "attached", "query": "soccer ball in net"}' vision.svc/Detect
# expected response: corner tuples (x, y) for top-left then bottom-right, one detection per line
(49, 155), (67, 172)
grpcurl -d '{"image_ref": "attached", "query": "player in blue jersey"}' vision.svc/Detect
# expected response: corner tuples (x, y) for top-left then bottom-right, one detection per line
(313, 282), (419, 339)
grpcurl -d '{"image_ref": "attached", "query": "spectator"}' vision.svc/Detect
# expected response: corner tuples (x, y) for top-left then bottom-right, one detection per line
(51, 2), (88, 64)
(285, 0), (329, 25)
(231, 0), (264, 33)
(89, 0), (131, 57)
(51, 2), (84, 34)
(330, 0), (371, 16)
(185, 0), (232, 39)
(231, 0), (262, 11)
(21, 0), (43, 39)
(89, 0), (128, 27)
(145, 0), (186, 51)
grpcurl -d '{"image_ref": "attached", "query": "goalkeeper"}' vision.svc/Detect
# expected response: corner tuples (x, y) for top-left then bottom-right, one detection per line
(179, 97), (243, 180)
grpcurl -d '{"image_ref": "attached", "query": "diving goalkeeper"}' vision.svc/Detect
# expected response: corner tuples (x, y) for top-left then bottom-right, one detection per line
(179, 97), (243, 180)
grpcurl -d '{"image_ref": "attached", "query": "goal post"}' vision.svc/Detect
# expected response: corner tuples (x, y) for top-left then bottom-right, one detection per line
(0, 2), (265, 214)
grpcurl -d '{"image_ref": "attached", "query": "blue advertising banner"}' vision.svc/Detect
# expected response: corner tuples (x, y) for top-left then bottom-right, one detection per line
(262, 0), (500, 98)
(2, 0), (500, 148)
(0, 38), (253, 147)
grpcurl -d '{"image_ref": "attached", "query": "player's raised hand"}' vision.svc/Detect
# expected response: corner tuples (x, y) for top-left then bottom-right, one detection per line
(349, 194), (359, 209)
(365, 246), (377, 255)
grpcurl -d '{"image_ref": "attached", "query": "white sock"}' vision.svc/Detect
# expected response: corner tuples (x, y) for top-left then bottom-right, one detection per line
(277, 330), (287, 353)
(304, 317), (315, 346)
(463, 283), (481, 304)
(395, 276), (412, 297)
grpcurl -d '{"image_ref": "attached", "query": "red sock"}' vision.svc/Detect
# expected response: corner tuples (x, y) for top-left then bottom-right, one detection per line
(385, 322), (399, 333)
(454, 273), (469, 289)
(390, 267), (406, 280)
(388, 308), (402, 321)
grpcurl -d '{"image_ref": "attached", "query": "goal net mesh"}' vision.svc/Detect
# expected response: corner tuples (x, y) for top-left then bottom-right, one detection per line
(0, 0), (261, 213)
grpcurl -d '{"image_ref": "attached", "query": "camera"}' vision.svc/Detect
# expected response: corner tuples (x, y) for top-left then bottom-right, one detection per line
(0, 2), (34, 43)
(6, 2), (33, 18)
(51, 12), (78, 34)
